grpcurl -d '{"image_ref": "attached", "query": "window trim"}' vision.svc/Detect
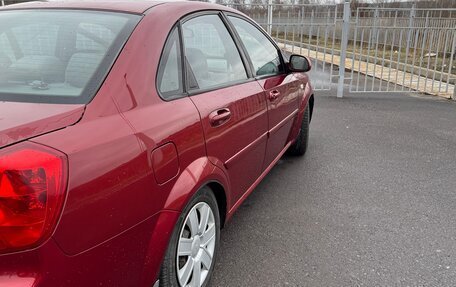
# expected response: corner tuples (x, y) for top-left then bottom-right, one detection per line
(179, 10), (255, 97)
(223, 12), (288, 81)
(155, 9), (285, 101)
(186, 78), (256, 97)
(155, 24), (186, 101)
(0, 7), (144, 16)
(219, 12), (254, 79)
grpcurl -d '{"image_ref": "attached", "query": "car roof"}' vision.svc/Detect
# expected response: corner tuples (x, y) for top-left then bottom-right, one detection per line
(0, 0), (217, 15)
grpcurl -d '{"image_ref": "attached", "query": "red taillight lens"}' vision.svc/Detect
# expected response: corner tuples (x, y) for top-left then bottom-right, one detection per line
(0, 142), (67, 254)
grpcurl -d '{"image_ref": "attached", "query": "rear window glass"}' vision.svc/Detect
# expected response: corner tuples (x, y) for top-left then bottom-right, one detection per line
(0, 10), (140, 104)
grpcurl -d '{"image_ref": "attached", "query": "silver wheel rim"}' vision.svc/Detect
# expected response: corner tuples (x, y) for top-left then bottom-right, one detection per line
(176, 202), (216, 287)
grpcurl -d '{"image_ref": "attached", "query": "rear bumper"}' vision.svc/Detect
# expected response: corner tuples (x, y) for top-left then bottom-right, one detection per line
(0, 211), (179, 287)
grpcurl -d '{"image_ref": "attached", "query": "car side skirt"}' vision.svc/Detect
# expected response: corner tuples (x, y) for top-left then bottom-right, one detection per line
(226, 140), (293, 221)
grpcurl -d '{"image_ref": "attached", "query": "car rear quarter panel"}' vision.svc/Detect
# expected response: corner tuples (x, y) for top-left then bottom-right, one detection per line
(30, 4), (232, 258)
(0, 210), (179, 287)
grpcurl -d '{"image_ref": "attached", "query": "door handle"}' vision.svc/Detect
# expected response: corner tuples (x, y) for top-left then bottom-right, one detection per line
(209, 108), (231, 127)
(269, 90), (280, 101)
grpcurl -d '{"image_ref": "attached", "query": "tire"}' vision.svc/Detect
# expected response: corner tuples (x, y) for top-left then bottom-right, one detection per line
(288, 103), (310, 156)
(159, 186), (220, 287)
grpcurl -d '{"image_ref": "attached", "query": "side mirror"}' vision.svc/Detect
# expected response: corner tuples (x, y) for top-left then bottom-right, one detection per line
(288, 55), (311, 73)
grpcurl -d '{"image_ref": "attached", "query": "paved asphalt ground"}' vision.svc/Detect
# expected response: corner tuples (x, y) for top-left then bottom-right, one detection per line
(211, 90), (456, 286)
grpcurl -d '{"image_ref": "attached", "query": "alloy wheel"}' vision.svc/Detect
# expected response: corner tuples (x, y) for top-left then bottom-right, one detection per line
(176, 202), (216, 287)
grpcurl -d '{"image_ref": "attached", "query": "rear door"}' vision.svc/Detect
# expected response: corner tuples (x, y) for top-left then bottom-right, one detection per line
(182, 13), (268, 204)
(226, 15), (302, 169)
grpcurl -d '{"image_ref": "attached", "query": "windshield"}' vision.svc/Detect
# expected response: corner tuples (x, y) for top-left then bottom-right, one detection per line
(0, 9), (140, 104)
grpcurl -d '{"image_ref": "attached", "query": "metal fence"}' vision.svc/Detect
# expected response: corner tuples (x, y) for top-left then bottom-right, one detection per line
(228, 3), (343, 92)
(228, 2), (456, 99)
(1, 0), (455, 99)
(349, 7), (456, 96)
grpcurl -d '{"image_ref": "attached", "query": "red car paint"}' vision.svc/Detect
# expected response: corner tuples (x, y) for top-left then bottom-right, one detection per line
(0, 102), (84, 148)
(0, 1), (314, 286)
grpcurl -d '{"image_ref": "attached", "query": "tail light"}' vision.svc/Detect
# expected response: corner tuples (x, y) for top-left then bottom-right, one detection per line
(0, 142), (68, 254)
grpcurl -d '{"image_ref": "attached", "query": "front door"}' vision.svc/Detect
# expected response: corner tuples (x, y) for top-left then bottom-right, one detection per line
(182, 13), (268, 205)
(227, 15), (301, 168)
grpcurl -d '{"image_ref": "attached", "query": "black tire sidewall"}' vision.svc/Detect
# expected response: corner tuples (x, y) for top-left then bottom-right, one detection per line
(159, 186), (221, 287)
(288, 104), (310, 156)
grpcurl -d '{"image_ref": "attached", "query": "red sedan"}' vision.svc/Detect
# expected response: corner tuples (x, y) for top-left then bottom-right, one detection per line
(0, 1), (314, 286)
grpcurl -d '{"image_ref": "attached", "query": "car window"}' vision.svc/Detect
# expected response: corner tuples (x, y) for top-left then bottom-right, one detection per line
(228, 16), (283, 77)
(0, 10), (140, 104)
(76, 23), (116, 52)
(12, 23), (59, 57)
(157, 27), (183, 99)
(182, 14), (248, 91)
(0, 33), (14, 66)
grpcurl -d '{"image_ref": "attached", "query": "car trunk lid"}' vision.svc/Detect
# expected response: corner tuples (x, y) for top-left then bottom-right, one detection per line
(0, 101), (85, 148)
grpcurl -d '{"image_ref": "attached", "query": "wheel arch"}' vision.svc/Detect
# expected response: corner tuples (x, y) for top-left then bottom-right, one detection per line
(163, 157), (230, 227)
(309, 94), (314, 123)
(288, 88), (313, 143)
(206, 181), (227, 228)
